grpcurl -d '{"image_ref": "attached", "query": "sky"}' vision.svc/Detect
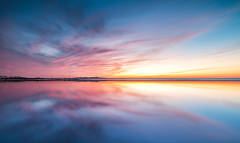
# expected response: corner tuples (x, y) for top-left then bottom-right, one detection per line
(0, 0), (240, 78)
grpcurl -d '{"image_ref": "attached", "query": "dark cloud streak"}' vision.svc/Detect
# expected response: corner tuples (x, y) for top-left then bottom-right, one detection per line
(0, 0), (239, 77)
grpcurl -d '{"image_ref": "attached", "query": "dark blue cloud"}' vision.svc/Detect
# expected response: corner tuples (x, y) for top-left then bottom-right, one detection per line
(0, 0), (239, 77)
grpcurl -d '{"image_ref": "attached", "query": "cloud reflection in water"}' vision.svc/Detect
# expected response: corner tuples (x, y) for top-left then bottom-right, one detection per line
(0, 81), (240, 143)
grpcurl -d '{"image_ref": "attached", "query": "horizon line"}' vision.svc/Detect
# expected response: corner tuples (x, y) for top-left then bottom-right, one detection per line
(1, 76), (240, 81)
(1, 76), (240, 79)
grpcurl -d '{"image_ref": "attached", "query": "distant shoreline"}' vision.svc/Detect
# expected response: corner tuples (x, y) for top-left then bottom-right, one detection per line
(0, 77), (240, 82)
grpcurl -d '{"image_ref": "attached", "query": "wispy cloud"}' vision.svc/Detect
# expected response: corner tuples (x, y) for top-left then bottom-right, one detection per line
(169, 66), (240, 74)
(0, 0), (239, 77)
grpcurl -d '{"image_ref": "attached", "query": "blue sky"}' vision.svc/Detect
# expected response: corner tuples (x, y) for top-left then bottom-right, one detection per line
(0, 0), (240, 78)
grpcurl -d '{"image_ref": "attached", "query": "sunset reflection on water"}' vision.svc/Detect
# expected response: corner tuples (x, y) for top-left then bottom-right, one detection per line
(0, 81), (240, 143)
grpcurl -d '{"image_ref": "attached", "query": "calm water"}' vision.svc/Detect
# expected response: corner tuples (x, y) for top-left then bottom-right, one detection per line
(0, 81), (240, 143)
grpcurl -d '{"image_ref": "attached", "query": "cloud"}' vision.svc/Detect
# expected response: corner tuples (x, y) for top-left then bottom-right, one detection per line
(0, 0), (239, 77)
(169, 66), (240, 74)
(203, 41), (240, 57)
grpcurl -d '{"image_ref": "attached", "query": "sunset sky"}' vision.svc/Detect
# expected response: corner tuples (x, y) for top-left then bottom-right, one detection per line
(0, 0), (240, 78)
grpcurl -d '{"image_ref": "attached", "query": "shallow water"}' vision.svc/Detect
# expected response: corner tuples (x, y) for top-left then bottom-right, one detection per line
(0, 81), (240, 143)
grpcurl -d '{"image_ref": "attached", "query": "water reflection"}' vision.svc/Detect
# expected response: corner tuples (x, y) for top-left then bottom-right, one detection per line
(0, 81), (240, 143)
